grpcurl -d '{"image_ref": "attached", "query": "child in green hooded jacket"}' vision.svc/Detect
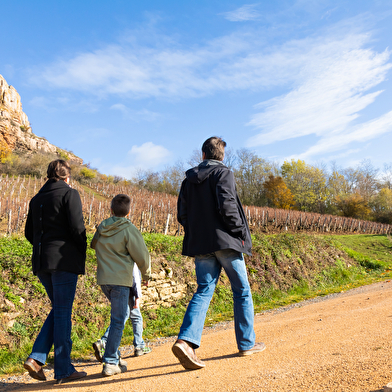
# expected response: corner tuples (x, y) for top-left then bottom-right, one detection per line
(91, 194), (151, 377)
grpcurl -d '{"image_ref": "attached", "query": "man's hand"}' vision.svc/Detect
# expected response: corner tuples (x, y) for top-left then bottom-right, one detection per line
(133, 297), (141, 309)
(142, 280), (149, 287)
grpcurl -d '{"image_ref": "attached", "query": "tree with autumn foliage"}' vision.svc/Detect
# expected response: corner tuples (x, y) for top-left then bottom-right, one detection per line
(263, 175), (295, 209)
(281, 159), (329, 212)
(0, 137), (11, 163)
(371, 187), (392, 224)
(334, 192), (371, 219)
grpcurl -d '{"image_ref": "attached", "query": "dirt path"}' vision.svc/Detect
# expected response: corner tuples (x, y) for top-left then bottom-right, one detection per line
(3, 280), (392, 392)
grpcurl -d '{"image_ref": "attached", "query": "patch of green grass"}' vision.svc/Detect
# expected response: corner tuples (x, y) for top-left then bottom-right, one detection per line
(332, 234), (392, 264)
(142, 233), (183, 262)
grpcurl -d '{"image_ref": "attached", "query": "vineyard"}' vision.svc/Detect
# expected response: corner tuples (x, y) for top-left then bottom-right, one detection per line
(0, 175), (391, 236)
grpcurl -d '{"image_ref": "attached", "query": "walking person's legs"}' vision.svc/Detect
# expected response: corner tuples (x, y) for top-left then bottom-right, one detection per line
(173, 253), (221, 369)
(24, 272), (55, 381)
(216, 249), (255, 350)
(129, 295), (151, 356)
(93, 304), (131, 362)
(25, 271), (86, 383)
(51, 271), (79, 380)
(101, 285), (130, 376)
(216, 249), (266, 356)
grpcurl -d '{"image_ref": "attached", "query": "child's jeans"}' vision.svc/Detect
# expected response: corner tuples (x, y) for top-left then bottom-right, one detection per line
(100, 285), (130, 365)
(101, 294), (146, 349)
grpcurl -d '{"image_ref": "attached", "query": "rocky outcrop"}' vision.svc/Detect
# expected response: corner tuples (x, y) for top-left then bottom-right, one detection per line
(0, 74), (82, 163)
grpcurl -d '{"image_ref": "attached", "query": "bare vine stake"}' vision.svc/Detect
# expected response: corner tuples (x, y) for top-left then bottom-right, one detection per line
(151, 208), (156, 233)
(140, 211), (144, 232)
(7, 209), (12, 236)
(164, 213), (171, 235)
(15, 206), (21, 233)
(88, 203), (93, 225)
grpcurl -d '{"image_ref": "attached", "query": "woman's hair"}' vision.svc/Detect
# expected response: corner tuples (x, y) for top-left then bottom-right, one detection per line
(47, 159), (71, 181)
(202, 136), (226, 161)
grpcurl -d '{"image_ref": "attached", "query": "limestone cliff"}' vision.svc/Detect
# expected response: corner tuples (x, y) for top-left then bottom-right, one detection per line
(0, 74), (82, 163)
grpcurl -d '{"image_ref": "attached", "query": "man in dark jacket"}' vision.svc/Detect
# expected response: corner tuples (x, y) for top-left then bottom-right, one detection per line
(172, 137), (266, 370)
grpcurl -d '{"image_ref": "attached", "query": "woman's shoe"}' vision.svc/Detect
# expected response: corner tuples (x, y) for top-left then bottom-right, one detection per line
(23, 358), (46, 381)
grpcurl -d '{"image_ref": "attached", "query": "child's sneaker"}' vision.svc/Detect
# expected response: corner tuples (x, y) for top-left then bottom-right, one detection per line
(93, 339), (104, 362)
(134, 346), (152, 357)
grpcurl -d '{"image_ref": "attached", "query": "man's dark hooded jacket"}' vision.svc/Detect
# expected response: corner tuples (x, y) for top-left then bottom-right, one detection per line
(177, 159), (252, 257)
(25, 179), (87, 275)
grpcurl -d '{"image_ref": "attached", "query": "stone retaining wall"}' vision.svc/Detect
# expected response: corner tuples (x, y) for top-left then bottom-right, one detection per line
(142, 269), (191, 309)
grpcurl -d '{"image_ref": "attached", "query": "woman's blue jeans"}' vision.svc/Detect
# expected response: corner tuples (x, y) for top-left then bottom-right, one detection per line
(101, 294), (146, 349)
(100, 285), (130, 365)
(29, 270), (78, 380)
(178, 249), (256, 351)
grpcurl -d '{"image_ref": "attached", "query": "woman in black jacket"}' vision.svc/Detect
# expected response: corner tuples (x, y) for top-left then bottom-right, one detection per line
(23, 159), (87, 384)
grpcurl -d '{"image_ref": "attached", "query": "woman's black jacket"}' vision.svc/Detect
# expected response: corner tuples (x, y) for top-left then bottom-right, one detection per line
(25, 179), (87, 275)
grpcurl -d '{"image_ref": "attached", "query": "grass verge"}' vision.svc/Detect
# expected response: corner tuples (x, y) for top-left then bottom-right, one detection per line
(0, 233), (391, 376)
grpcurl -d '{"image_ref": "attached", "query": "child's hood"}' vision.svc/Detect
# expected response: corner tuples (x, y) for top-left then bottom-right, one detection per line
(98, 216), (131, 237)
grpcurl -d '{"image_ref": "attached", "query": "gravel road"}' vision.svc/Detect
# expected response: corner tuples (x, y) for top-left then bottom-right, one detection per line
(2, 280), (392, 392)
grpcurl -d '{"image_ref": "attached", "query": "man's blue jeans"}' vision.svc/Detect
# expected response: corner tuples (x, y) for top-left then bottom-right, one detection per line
(29, 270), (78, 380)
(101, 294), (146, 349)
(178, 249), (256, 351)
(100, 285), (130, 364)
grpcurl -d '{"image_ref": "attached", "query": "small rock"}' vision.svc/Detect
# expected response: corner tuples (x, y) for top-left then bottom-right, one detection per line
(384, 382), (392, 392)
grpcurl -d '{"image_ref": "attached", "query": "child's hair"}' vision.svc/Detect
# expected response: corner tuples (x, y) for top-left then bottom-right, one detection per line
(111, 194), (131, 217)
(47, 159), (71, 181)
(202, 136), (226, 161)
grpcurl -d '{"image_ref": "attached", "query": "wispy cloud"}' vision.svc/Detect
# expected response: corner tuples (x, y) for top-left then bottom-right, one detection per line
(221, 4), (261, 22)
(246, 32), (392, 160)
(110, 104), (161, 122)
(291, 110), (392, 161)
(28, 30), (297, 98)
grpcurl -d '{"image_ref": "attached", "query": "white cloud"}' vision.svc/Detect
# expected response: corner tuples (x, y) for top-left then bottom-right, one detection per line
(109, 142), (171, 178)
(291, 110), (392, 161)
(246, 32), (392, 159)
(129, 142), (171, 166)
(29, 30), (299, 98)
(221, 4), (261, 22)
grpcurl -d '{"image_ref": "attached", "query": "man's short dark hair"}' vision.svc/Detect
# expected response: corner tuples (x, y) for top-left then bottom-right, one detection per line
(202, 137), (226, 161)
(47, 159), (71, 181)
(111, 194), (131, 217)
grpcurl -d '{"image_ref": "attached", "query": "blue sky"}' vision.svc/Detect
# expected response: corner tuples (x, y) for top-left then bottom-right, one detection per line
(2, 0), (392, 178)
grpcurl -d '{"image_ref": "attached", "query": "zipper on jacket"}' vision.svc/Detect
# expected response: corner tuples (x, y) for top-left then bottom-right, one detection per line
(38, 204), (43, 257)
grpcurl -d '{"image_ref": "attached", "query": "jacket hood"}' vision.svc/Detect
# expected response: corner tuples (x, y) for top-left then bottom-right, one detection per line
(39, 178), (70, 193)
(98, 216), (131, 237)
(186, 160), (226, 184)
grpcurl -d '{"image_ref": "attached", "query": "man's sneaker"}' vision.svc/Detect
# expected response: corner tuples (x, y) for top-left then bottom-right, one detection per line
(102, 361), (127, 377)
(172, 339), (205, 370)
(238, 342), (266, 357)
(134, 346), (152, 357)
(93, 339), (104, 363)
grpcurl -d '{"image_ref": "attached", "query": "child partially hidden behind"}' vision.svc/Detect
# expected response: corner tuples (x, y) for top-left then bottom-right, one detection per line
(91, 194), (151, 377)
